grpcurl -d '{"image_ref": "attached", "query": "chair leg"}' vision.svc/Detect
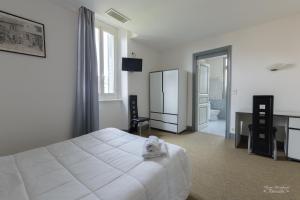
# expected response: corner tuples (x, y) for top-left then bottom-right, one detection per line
(273, 138), (277, 160)
(248, 132), (252, 154)
(284, 132), (287, 157)
(139, 123), (142, 136)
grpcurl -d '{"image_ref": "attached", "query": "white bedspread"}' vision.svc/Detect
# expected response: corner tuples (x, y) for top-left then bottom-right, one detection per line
(0, 128), (191, 200)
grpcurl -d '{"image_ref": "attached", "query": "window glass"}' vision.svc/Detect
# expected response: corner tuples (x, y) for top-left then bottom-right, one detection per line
(103, 31), (115, 94)
(94, 22), (119, 100)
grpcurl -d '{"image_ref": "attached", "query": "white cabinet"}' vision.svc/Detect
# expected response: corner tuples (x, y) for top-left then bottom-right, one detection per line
(289, 118), (300, 129)
(288, 129), (300, 160)
(150, 72), (163, 113)
(288, 117), (300, 160)
(150, 120), (178, 133)
(163, 70), (178, 114)
(149, 69), (187, 133)
(150, 113), (178, 124)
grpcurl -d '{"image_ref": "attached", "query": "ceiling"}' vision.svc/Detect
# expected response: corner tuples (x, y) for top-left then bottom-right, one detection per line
(52, 0), (300, 51)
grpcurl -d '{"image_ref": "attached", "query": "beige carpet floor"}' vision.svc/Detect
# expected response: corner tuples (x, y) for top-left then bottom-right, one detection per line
(142, 130), (300, 200)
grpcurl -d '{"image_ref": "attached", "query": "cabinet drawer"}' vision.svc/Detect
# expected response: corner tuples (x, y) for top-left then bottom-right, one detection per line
(289, 117), (300, 129)
(150, 120), (178, 133)
(288, 129), (300, 159)
(150, 113), (178, 124)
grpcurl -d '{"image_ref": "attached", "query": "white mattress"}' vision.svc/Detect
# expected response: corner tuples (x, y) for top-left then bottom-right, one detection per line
(0, 128), (191, 200)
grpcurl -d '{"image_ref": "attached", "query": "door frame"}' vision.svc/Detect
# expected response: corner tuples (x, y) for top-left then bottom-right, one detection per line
(192, 46), (232, 139)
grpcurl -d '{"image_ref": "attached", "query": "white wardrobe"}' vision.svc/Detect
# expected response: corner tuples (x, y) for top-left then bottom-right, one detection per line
(149, 69), (187, 133)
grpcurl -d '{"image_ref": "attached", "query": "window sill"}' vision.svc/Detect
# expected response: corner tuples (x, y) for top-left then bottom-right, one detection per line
(99, 99), (123, 102)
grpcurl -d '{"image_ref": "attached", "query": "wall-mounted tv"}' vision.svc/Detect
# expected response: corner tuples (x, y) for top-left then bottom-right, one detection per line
(122, 58), (143, 72)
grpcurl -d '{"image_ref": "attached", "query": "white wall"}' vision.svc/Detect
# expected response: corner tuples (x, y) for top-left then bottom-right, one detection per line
(0, 0), (77, 155)
(159, 14), (300, 133)
(99, 100), (129, 129)
(128, 39), (161, 118)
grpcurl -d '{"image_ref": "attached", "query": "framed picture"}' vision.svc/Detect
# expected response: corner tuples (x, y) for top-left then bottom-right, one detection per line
(0, 10), (46, 58)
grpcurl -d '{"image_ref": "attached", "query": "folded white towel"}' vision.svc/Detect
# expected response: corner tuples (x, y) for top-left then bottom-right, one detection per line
(149, 135), (159, 141)
(145, 136), (161, 152)
(143, 140), (168, 159)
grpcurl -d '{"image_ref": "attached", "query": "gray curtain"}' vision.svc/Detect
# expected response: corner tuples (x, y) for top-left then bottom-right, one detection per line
(74, 6), (99, 137)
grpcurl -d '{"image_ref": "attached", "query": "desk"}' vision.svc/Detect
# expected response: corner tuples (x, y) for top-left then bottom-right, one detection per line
(235, 111), (300, 161)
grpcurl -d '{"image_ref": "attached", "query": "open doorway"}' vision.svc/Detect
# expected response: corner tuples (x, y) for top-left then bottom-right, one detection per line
(192, 46), (232, 138)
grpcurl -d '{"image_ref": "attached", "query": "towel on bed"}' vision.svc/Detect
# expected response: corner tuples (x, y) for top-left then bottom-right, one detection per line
(143, 139), (168, 159)
(145, 136), (161, 152)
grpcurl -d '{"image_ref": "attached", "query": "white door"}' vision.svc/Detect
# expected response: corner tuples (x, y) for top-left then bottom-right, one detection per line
(150, 72), (163, 113)
(163, 70), (179, 114)
(197, 62), (210, 131)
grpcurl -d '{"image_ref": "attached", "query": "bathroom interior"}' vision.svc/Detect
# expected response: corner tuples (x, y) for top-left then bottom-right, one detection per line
(200, 55), (227, 137)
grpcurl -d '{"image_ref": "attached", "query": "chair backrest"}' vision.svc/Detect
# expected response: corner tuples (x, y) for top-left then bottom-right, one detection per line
(129, 95), (138, 132)
(252, 95), (274, 157)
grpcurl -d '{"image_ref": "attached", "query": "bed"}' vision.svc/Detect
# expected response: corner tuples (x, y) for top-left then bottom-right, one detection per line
(0, 128), (191, 200)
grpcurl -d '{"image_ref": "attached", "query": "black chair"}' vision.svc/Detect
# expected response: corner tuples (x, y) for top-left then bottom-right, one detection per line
(248, 95), (278, 160)
(129, 95), (150, 136)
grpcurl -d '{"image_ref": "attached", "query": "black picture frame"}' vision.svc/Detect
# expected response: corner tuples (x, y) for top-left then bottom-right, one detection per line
(0, 10), (46, 58)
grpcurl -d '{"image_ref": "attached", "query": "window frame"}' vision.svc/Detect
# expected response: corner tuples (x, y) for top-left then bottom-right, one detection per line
(95, 20), (120, 101)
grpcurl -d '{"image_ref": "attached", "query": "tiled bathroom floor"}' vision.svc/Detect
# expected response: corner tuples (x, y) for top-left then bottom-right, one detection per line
(201, 120), (226, 137)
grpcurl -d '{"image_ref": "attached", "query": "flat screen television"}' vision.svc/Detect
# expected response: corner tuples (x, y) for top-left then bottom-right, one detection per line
(122, 58), (143, 72)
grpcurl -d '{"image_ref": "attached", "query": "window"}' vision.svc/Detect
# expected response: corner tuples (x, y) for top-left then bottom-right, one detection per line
(95, 21), (119, 100)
